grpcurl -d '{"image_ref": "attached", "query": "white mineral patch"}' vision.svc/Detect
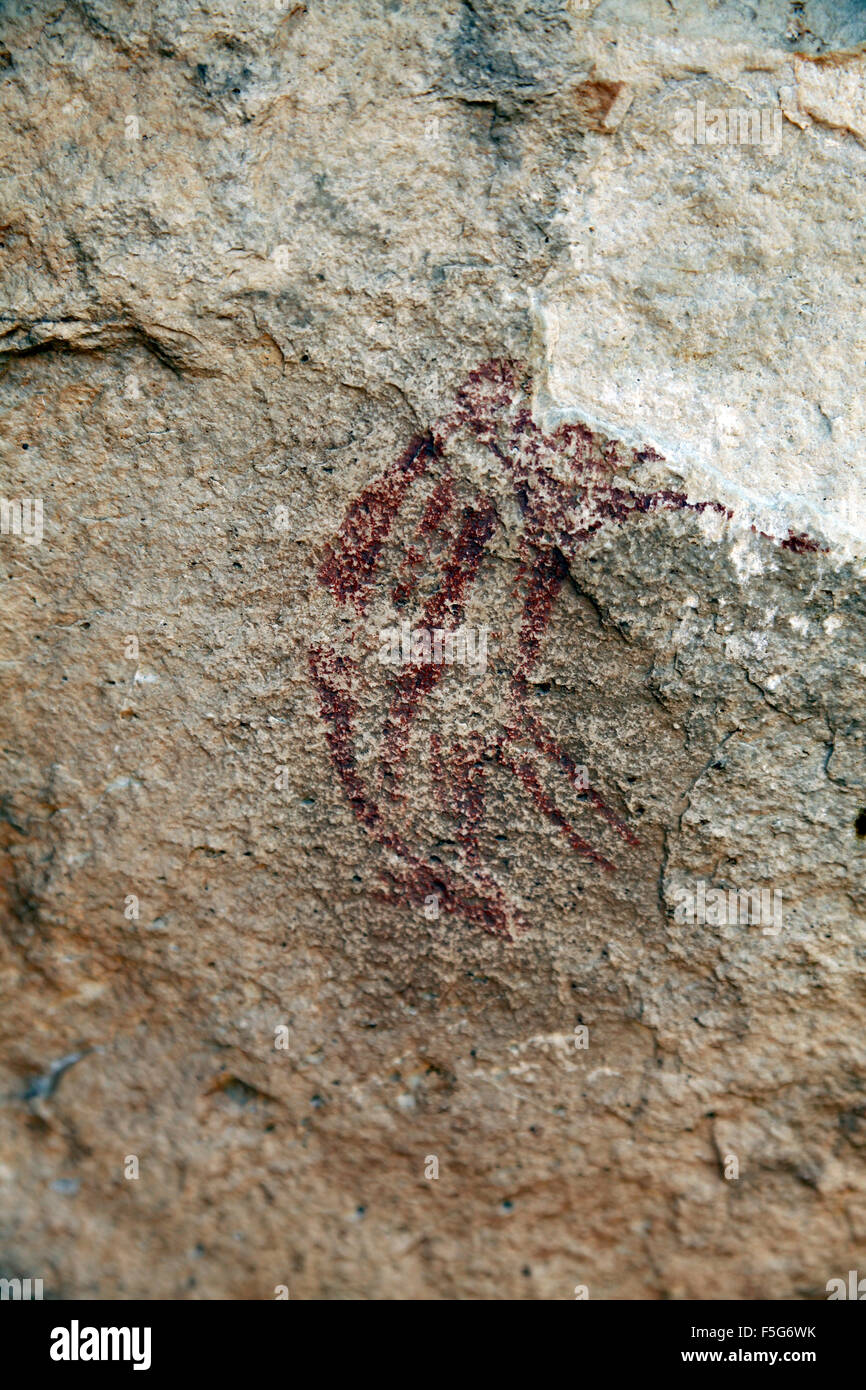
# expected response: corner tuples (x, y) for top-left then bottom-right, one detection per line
(535, 2), (866, 558)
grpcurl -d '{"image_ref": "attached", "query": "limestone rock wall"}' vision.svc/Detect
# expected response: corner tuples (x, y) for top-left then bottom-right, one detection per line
(0, 0), (864, 1299)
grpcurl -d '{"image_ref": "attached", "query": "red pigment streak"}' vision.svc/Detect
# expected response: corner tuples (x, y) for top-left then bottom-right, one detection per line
(310, 646), (517, 938)
(391, 472), (455, 606)
(780, 529), (823, 554)
(380, 499), (498, 786)
(499, 752), (616, 872)
(430, 731), (487, 863)
(373, 860), (519, 940)
(317, 433), (438, 613)
(424, 498), (498, 630)
(418, 472), (455, 536)
(310, 357), (821, 938)
(513, 546), (569, 680)
(755, 528), (824, 553)
(515, 699), (639, 848)
(308, 646), (379, 831)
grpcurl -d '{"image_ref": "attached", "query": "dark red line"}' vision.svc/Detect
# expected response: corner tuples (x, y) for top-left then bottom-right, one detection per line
(498, 752), (617, 872)
(317, 434), (437, 613)
(380, 499), (498, 786)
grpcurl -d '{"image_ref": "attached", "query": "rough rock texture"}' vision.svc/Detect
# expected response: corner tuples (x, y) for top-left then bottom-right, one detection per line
(0, 0), (864, 1300)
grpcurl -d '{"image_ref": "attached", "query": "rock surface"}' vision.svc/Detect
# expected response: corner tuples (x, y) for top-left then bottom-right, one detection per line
(0, 0), (864, 1300)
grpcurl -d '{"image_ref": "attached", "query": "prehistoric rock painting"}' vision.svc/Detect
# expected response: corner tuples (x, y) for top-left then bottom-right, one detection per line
(309, 359), (811, 940)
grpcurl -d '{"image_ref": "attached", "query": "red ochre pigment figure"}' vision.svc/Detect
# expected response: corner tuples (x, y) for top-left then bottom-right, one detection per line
(311, 358), (805, 941)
